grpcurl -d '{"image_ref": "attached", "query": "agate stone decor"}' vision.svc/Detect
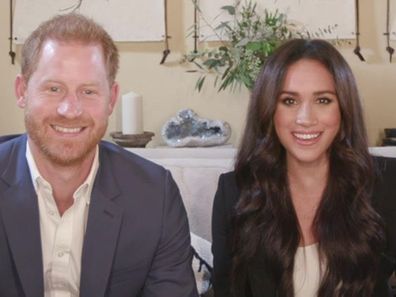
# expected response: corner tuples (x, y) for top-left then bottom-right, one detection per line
(161, 109), (231, 147)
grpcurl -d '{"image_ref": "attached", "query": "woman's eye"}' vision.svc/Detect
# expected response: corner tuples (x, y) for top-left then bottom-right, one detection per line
(317, 97), (332, 104)
(281, 97), (296, 105)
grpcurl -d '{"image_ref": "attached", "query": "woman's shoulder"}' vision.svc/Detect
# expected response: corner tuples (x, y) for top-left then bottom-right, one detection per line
(219, 171), (237, 185)
(215, 171), (240, 209)
(218, 170), (239, 192)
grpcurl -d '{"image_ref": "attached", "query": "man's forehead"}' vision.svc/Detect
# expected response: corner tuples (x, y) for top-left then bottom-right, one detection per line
(38, 40), (105, 64)
(41, 39), (103, 52)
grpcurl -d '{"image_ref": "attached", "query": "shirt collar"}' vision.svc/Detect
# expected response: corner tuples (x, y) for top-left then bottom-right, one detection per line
(25, 139), (100, 205)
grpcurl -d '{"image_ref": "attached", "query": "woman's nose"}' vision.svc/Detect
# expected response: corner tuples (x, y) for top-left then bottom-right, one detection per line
(295, 102), (318, 126)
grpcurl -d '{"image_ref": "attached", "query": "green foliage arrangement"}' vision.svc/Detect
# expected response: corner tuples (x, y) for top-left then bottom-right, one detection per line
(184, 1), (309, 92)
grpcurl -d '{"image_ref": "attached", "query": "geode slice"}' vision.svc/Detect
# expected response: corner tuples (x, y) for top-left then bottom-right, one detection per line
(161, 109), (231, 147)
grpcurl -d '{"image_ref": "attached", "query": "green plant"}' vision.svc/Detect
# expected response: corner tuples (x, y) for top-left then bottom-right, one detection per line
(184, 1), (308, 92)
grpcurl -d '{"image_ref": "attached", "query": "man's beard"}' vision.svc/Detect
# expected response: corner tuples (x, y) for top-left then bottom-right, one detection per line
(25, 110), (107, 166)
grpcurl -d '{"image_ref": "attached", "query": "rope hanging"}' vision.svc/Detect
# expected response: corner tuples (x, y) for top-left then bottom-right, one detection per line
(160, 0), (170, 64)
(9, 0), (16, 65)
(353, 0), (365, 61)
(193, 0), (199, 53)
(384, 0), (394, 62)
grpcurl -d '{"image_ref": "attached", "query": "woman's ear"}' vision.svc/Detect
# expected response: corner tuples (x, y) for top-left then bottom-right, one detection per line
(15, 74), (27, 108)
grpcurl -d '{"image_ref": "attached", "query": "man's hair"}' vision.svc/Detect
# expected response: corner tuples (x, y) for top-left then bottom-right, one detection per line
(21, 13), (119, 84)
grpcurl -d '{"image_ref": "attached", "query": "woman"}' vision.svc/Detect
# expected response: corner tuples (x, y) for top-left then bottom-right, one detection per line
(212, 39), (396, 297)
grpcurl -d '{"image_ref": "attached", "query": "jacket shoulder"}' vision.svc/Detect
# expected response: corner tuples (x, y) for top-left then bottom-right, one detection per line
(0, 134), (26, 164)
(215, 171), (240, 213)
(99, 140), (168, 180)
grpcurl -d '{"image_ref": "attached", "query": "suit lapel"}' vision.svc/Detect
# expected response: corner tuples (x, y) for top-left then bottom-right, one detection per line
(0, 135), (44, 297)
(80, 146), (123, 297)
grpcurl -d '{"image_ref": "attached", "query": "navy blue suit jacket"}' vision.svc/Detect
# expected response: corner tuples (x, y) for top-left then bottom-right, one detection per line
(0, 134), (198, 297)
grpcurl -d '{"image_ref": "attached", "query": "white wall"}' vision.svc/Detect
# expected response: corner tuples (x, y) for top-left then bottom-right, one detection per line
(0, 0), (395, 147)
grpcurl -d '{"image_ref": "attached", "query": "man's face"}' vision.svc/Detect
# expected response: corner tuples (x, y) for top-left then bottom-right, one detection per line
(15, 39), (118, 166)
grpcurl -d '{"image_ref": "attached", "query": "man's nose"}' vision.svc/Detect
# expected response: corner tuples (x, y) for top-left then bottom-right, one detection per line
(57, 93), (82, 118)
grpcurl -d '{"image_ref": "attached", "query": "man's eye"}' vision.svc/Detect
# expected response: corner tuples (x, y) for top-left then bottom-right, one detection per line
(281, 97), (296, 105)
(83, 89), (95, 95)
(50, 86), (60, 92)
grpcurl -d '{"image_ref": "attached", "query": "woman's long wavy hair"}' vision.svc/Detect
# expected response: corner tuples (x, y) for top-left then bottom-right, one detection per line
(232, 39), (385, 297)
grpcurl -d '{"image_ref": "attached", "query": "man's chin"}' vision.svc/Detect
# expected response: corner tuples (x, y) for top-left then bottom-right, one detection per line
(44, 150), (92, 166)
(41, 143), (96, 166)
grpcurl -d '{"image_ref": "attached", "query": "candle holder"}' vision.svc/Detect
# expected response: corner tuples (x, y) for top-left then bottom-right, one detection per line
(110, 131), (155, 148)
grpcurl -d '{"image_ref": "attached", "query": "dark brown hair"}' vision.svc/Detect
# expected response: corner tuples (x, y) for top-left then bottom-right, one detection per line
(232, 39), (384, 297)
(21, 13), (119, 84)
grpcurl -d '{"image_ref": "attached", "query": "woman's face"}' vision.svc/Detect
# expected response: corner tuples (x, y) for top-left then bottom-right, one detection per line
(273, 59), (341, 167)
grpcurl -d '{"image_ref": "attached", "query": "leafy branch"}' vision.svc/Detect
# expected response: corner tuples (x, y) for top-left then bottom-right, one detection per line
(183, 1), (322, 92)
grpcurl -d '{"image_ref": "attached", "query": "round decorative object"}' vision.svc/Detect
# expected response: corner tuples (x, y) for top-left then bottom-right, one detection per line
(110, 131), (155, 148)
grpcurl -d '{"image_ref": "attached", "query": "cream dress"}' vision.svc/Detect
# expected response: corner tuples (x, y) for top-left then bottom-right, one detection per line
(293, 243), (322, 297)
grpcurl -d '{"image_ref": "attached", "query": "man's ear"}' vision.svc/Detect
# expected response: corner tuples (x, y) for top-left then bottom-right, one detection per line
(108, 81), (119, 115)
(15, 74), (27, 108)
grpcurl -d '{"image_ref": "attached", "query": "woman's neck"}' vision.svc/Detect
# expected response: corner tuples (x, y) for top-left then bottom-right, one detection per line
(287, 158), (329, 246)
(287, 157), (329, 194)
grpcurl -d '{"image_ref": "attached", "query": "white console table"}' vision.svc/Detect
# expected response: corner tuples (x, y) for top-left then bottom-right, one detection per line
(126, 146), (396, 240)
(369, 146), (396, 157)
(127, 146), (237, 242)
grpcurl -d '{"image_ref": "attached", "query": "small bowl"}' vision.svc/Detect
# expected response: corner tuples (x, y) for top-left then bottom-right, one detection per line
(384, 128), (396, 138)
(382, 137), (396, 146)
(110, 131), (154, 147)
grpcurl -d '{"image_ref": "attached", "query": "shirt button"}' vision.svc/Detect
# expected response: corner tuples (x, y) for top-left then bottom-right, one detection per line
(57, 251), (64, 257)
(49, 211), (55, 215)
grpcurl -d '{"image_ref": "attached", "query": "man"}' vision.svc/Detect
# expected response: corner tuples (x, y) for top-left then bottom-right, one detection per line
(0, 13), (198, 297)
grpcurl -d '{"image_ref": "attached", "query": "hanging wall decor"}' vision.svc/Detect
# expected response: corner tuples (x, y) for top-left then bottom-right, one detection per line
(198, 0), (355, 41)
(184, 1), (341, 92)
(390, 0), (396, 41)
(13, 0), (165, 42)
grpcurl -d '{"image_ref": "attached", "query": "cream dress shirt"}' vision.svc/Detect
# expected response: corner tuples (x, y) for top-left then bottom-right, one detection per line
(26, 142), (99, 297)
(293, 243), (322, 297)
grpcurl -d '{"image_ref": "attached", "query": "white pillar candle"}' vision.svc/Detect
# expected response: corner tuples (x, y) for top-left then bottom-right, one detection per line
(122, 91), (143, 135)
